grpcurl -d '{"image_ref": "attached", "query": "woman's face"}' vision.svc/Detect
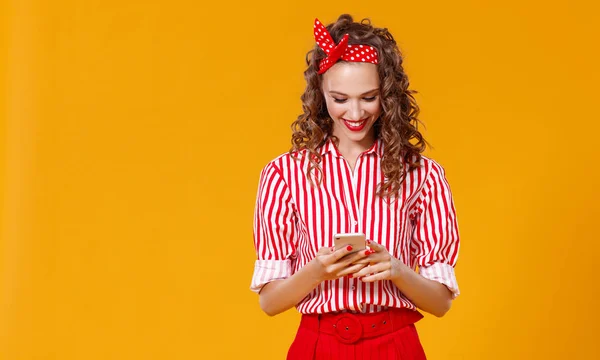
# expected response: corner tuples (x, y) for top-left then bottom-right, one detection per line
(321, 62), (382, 149)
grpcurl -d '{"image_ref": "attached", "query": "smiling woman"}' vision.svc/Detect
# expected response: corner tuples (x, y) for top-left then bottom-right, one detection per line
(321, 63), (382, 165)
(250, 14), (460, 360)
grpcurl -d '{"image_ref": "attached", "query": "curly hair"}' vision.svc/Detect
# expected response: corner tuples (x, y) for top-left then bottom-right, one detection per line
(290, 14), (427, 199)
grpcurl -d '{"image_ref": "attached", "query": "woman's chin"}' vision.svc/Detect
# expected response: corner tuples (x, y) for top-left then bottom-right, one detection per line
(338, 125), (375, 144)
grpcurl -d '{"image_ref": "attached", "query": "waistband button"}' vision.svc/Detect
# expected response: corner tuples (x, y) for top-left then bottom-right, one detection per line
(333, 314), (363, 344)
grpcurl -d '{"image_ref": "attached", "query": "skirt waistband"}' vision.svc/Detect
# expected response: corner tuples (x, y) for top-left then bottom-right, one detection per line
(299, 308), (423, 344)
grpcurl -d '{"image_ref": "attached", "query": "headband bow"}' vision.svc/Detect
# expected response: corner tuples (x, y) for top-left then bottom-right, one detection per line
(313, 18), (379, 74)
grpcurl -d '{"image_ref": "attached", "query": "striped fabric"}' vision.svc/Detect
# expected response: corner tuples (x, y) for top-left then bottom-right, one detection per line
(251, 137), (460, 314)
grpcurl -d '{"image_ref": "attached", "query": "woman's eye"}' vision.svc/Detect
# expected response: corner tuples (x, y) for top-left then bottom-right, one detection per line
(364, 96), (378, 102)
(333, 98), (347, 103)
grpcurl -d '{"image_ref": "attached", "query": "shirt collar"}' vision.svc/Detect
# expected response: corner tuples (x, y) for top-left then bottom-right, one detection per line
(319, 137), (384, 158)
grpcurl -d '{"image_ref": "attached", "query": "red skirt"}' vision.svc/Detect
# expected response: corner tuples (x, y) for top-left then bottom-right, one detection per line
(287, 308), (427, 360)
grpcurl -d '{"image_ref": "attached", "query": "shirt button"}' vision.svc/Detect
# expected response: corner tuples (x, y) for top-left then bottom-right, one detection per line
(351, 286), (356, 290)
(352, 220), (358, 225)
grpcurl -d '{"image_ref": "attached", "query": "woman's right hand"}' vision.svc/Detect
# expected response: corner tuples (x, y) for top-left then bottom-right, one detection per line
(310, 245), (372, 282)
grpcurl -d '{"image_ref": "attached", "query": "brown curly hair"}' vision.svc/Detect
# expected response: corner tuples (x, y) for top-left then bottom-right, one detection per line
(290, 14), (428, 198)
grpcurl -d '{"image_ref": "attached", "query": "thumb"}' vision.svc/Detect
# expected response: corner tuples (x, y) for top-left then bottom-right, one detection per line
(317, 246), (334, 255)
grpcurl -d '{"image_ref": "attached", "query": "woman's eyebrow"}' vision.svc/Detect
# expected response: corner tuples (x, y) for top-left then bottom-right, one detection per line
(329, 88), (380, 96)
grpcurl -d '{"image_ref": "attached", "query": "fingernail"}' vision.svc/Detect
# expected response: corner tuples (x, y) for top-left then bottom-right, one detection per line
(346, 245), (353, 251)
(364, 249), (370, 255)
(348, 274), (353, 278)
(366, 240), (371, 245)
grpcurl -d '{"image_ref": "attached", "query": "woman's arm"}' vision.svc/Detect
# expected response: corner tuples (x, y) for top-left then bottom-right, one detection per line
(259, 246), (370, 316)
(259, 259), (324, 316)
(351, 241), (453, 318)
(389, 259), (453, 318)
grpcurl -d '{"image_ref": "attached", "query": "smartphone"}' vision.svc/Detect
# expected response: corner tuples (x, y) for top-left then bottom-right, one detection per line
(333, 233), (367, 253)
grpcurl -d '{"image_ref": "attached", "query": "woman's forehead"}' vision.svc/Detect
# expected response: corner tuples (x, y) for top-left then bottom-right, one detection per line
(322, 62), (380, 93)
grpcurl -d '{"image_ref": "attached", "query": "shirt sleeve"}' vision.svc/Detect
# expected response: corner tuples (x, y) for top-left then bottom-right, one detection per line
(250, 161), (298, 294)
(411, 160), (461, 299)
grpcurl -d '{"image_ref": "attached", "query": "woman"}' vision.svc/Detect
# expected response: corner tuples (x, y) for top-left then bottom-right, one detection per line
(250, 14), (460, 359)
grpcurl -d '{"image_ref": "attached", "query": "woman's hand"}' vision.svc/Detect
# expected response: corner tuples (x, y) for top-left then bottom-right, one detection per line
(258, 245), (370, 317)
(350, 240), (406, 282)
(311, 245), (371, 282)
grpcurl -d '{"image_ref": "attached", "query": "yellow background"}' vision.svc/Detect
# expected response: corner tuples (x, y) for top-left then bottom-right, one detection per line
(1, 0), (599, 359)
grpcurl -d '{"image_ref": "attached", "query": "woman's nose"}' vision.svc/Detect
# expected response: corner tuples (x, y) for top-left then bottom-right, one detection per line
(348, 101), (363, 120)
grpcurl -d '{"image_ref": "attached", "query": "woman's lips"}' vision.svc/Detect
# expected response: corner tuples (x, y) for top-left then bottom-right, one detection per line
(342, 117), (369, 132)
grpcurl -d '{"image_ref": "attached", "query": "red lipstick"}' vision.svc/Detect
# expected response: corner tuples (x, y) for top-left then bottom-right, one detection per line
(342, 117), (369, 132)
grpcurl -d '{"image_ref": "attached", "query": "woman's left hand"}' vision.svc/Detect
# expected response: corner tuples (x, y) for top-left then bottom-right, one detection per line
(351, 240), (406, 282)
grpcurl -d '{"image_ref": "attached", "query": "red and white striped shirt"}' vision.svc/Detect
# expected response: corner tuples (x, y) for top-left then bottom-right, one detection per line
(250, 137), (460, 314)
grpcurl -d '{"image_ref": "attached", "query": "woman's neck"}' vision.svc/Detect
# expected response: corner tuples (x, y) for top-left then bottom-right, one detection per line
(335, 135), (376, 165)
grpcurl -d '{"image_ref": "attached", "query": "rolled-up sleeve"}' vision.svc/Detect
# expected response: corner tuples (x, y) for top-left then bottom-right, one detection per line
(411, 160), (461, 299)
(250, 162), (297, 294)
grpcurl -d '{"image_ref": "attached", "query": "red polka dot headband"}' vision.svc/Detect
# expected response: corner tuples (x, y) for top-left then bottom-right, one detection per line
(314, 18), (379, 75)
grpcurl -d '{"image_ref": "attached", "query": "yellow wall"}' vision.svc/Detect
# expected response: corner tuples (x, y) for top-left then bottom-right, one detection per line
(2, 0), (599, 359)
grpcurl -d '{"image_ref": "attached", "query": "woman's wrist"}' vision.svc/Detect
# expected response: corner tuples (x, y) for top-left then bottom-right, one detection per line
(390, 256), (410, 282)
(305, 257), (327, 284)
